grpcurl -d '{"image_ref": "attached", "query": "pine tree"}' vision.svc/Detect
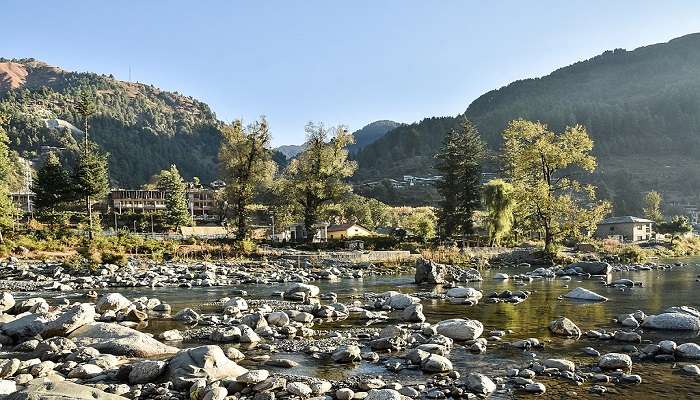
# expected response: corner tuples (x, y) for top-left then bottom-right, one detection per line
(73, 142), (109, 239)
(33, 152), (72, 225)
(218, 117), (276, 238)
(434, 118), (485, 238)
(158, 165), (191, 231)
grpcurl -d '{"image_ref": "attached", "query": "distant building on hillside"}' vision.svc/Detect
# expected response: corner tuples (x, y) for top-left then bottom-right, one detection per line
(108, 187), (219, 222)
(11, 192), (35, 214)
(595, 216), (654, 242)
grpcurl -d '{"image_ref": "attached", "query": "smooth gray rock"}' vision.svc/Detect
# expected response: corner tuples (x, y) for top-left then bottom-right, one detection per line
(5, 377), (127, 399)
(598, 353), (632, 370)
(563, 287), (608, 302)
(435, 319), (484, 341)
(466, 373), (496, 395)
(548, 317), (581, 338)
(642, 313), (700, 331)
(68, 322), (178, 357)
(44, 303), (95, 338)
(95, 293), (131, 313)
(168, 345), (247, 390)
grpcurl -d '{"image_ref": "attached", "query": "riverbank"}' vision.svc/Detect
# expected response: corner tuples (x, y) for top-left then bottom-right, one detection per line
(0, 256), (700, 399)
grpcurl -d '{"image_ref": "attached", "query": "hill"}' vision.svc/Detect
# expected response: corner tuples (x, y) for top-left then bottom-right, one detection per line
(0, 58), (221, 187)
(354, 33), (700, 211)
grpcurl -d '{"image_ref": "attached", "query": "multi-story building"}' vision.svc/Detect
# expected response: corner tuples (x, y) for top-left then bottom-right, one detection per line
(108, 188), (219, 222)
(11, 192), (35, 214)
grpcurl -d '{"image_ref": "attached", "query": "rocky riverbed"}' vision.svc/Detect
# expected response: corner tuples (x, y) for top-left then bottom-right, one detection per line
(0, 256), (699, 399)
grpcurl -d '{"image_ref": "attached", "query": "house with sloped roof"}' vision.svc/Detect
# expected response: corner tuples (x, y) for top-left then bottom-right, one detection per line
(327, 223), (372, 240)
(595, 216), (654, 242)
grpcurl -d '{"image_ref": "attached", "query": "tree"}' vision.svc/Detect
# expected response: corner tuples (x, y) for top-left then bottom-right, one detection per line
(642, 191), (663, 223)
(33, 152), (72, 225)
(502, 119), (610, 255)
(74, 90), (96, 148)
(0, 114), (17, 243)
(404, 207), (437, 242)
(434, 118), (485, 237)
(72, 142), (110, 239)
(483, 179), (515, 246)
(282, 122), (356, 239)
(657, 215), (692, 245)
(158, 165), (191, 231)
(218, 118), (276, 238)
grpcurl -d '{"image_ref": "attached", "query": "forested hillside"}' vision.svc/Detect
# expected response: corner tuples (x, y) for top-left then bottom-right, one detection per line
(0, 58), (221, 187)
(354, 33), (700, 211)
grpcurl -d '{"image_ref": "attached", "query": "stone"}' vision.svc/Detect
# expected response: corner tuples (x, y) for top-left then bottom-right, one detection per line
(401, 303), (426, 322)
(238, 369), (270, 384)
(5, 377), (127, 399)
(203, 387), (228, 400)
(465, 373), (496, 395)
(173, 308), (200, 323)
(415, 258), (445, 284)
(264, 358), (299, 368)
(1, 313), (53, 339)
(68, 322), (178, 357)
(435, 319), (484, 341)
(95, 293), (131, 313)
(563, 287), (608, 301)
(642, 313), (700, 331)
(677, 343), (700, 359)
(383, 291), (420, 309)
(332, 345), (362, 363)
(210, 327), (241, 343)
(0, 292), (15, 313)
(44, 303), (96, 338)
(614, 330), (641, 343)
(67, 364), (103, 379)
(568, 261), (611, 275)
(267, 311), (290, 327)
(446, 287), (483, 299)
(524, 383), (546, 394)
(159, 329), (183, 341)
(286, 382), (312, 397)
(336, 388), (354, 400)
(421, 354), (453, 372)
(365, 389), (402, 400)
(543, 359), (575, 372)
(682, 364), (700, 375)
(548, 317), (581, 338)
(128, 360), (166, 384)
(493, 273), (509, 280)
(284, 283), (320, 300)
(168, 345), (247, 390)
(238, 324), (261, 343)
(0, 359), (20, 378)
(598, 353), (632, 370)
(0, 380), (16, 395)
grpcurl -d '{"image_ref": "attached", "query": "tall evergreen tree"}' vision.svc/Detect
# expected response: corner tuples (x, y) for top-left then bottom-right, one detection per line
(73, 142), (109, 239)
(158, 165), (191, 231)
(434, 118), (485, 238)
(218, 117), (276, 238)
(33, 152), (72, 225)
(282, 122), (356, 239)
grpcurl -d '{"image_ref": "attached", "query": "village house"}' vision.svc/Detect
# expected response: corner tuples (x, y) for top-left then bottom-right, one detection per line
(595, 216), (654, 242)
(326, 222), (372, 240)
(108, 187), (218, 222)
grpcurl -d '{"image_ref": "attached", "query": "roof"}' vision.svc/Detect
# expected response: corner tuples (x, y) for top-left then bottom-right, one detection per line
(598, 216), (654, 225)
(327, 223), (370, 233)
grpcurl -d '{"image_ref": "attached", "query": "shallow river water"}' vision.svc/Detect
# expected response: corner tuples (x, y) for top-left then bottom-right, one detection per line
(23, 257), (700, 399)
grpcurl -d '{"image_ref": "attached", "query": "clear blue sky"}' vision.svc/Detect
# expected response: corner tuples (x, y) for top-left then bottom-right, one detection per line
(5, 1), (700, 146)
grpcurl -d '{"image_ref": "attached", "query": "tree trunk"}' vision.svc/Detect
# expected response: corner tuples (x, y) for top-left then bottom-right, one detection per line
(87, 195), (93, 240)
(236, 200), (246, 239)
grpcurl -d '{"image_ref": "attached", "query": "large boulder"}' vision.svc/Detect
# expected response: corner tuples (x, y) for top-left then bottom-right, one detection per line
(420, 354), (453, 372)
(548, 317), (581, 338)
(0, 292), (15, 313)
(44, 303), (96, 338)
(383, 292), (420, 310)
(415, 258), (446, 284)
(401, 303), (426, 322)
(435, 319), (484, 341)
(563, 287), (608, 302)
(1, 313), (54, 339)
(284, 283), (320, 300)
(167, 345), (247, 390)
(677, 343), (700, 359)
(95, 293), (131, 313)
(128, 360), (167, 384)
(365, 389), (402, 400)
(5, 377), (127, 399)
(641, 313), (700, 331)
(466, 373), (496, 395)
(332, 345), (362, 363)
(568, 261), (611, 275)
(68, 322), (178, 357)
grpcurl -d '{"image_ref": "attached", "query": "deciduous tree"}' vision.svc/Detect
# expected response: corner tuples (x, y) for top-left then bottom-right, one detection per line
(657, 215), (692, 245)
(502, 119), (610, 255)
(642, 191), (663, 223)
(282, 122), (356, 239)
(218, 118), (276, 238)
(483, 179), (515, 246)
